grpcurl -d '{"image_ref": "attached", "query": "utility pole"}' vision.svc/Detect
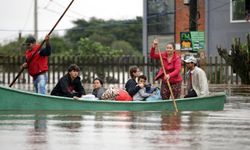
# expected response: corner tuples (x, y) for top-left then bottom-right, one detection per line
(143, 0), (148, 58)
(143, 0), (148, 79)
(34, 0), (38, 39)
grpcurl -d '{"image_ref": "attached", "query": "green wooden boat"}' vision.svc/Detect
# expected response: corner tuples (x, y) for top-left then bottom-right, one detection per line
(0, 85), (225, 111)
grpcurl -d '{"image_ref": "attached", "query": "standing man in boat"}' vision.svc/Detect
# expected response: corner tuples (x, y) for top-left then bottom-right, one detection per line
(51, 64), (85, 99)
(150, 39), (182, 99)
(183, 56), (209, 97)
(21, 35), (51, 94)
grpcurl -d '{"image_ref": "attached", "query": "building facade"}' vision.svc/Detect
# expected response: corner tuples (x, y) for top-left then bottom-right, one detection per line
(206, 0), (250, 56)
(143, 0), (249, 57)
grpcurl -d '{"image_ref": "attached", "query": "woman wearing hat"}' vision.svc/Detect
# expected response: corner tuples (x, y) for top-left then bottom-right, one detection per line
(150, 39), (182, 99)
(184, 56), (209, 97)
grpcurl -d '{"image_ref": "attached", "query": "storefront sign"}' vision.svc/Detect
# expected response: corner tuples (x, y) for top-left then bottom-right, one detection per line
(180, 31), (205, 51)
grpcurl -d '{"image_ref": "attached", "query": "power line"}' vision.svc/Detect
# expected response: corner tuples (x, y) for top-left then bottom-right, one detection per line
(40, 6), (79, 19)
(42, 0), (53, 9)
(50, 0), (88, 19)
(0, 19), (142, 33)
(22, 1), (33, 31)
(207, 1), (230, 12)
(0, 1), (232, 42)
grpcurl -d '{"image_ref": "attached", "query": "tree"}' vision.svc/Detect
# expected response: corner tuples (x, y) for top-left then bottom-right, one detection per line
(49, 36), (71, 56)
(0, 38), (25, 56)
(217, 34), (250, 84)
(65, 17), (142, 55)
(111, 40), (141, 56)
(77, 38), (123, 56)
(0, 17), (143, 56)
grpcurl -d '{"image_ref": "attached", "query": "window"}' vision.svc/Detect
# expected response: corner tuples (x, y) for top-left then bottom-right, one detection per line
(231, 0), (250, 22)
(147, 0), (175, 50)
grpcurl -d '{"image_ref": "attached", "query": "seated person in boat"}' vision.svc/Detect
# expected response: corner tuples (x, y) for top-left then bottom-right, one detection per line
(133, 75), (151, 101)
(92, 78), (106, 99)
(125, 66), (144, 97)
(183, 56), (209, 98)
(51, 64), (86, 99)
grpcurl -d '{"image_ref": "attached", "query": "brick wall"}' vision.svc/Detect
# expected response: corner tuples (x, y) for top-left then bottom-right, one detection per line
(175, 0), (205, 43)
(175, 0), (190, 43)
(197, 0), (205, 31)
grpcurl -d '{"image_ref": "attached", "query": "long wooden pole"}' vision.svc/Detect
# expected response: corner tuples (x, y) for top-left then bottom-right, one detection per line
(9, 0), (75, 87)
(156, 46), (178, 112)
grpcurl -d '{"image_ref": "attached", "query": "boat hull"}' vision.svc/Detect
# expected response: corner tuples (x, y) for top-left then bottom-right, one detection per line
(0, 86), (225, 111)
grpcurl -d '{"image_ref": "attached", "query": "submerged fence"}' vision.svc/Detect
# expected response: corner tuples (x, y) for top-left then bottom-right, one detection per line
(0, 55), (241, 86)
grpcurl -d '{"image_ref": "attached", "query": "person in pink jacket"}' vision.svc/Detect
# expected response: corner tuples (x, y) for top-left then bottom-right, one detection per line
(150, 39), (182, 99)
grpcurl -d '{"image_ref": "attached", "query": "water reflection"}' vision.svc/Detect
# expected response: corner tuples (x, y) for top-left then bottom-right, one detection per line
(33, 115), (47, 132)
(159, 113), (181, 144)
(25, 114), (48, 150)
(54, 115), (83, 131)
(0, 103), (250, 150)
(161, 113), (181, 131)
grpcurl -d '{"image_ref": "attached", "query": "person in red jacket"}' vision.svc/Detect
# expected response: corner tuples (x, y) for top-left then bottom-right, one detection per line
(150, 39), (182, 99)
(21, 35), (51, 94)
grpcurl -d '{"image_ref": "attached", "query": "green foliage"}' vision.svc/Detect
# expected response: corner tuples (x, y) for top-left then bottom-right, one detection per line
(76, 38), (123, 56)
(232, 0), (246, 20)
(111, 40), (141, 56)
(49, 36), (71, 56)
(218, 34), (250, 84)
(65, 17), (142, 54)
(0, 38), (25, 56)
(0, 17), (142, 56)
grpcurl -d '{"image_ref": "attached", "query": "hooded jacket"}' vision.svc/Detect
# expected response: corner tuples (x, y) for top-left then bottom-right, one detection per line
(51, 74), (85, 98)
(150, 47), (182, 84)
(25, 44), (51, 77)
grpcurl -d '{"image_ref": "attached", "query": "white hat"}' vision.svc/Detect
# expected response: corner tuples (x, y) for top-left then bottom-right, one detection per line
(184, 56), (197, 64)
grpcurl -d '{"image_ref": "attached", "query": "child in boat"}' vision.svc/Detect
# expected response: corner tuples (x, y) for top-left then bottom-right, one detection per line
(92, 78), (106, 99)
(51, 64), (86, 99)
(125, 66), (144, 97)
(133, 75), (152, 101)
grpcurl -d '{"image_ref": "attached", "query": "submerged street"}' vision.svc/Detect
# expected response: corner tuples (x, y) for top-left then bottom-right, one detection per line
(0, 84), (249, 150)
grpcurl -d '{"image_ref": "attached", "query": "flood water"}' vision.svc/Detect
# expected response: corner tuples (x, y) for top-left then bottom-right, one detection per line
(0, 85), (250, 150)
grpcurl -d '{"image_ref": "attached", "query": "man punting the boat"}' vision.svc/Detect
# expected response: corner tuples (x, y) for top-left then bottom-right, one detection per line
(21, 35), (51, 94)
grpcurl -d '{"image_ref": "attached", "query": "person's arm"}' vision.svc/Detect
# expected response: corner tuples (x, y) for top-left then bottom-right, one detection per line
(97, 88), (106, 99)
(73, 77), (85, 97)
(58, 76), (74, 97)
(125, 79), (141, 96)
(20, 62), (28, 70)
(198, 69), (209, 96)
(39, 35), (51, 56)
(150, 39), (160, 59)
(138, 88), (151, 98)
(150, 46), (161, 59)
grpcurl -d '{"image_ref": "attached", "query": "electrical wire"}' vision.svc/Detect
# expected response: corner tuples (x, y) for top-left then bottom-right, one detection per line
(0, 1), (237, 43)
(21, 0), (33, 31)
(50, 0), (88, 19)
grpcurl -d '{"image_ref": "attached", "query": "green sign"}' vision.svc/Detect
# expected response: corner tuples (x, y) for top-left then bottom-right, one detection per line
(190, 31), (205, 51)
(180, 31), (205, 52)
(180, 32), (192, 51)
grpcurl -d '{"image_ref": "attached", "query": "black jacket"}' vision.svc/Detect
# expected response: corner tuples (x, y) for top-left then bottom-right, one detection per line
(51, 74), (85, 98)
(125, 78), (141, 97)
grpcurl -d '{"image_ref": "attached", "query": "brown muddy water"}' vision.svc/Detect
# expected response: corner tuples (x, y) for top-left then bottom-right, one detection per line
(0, 84), (249, 150)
